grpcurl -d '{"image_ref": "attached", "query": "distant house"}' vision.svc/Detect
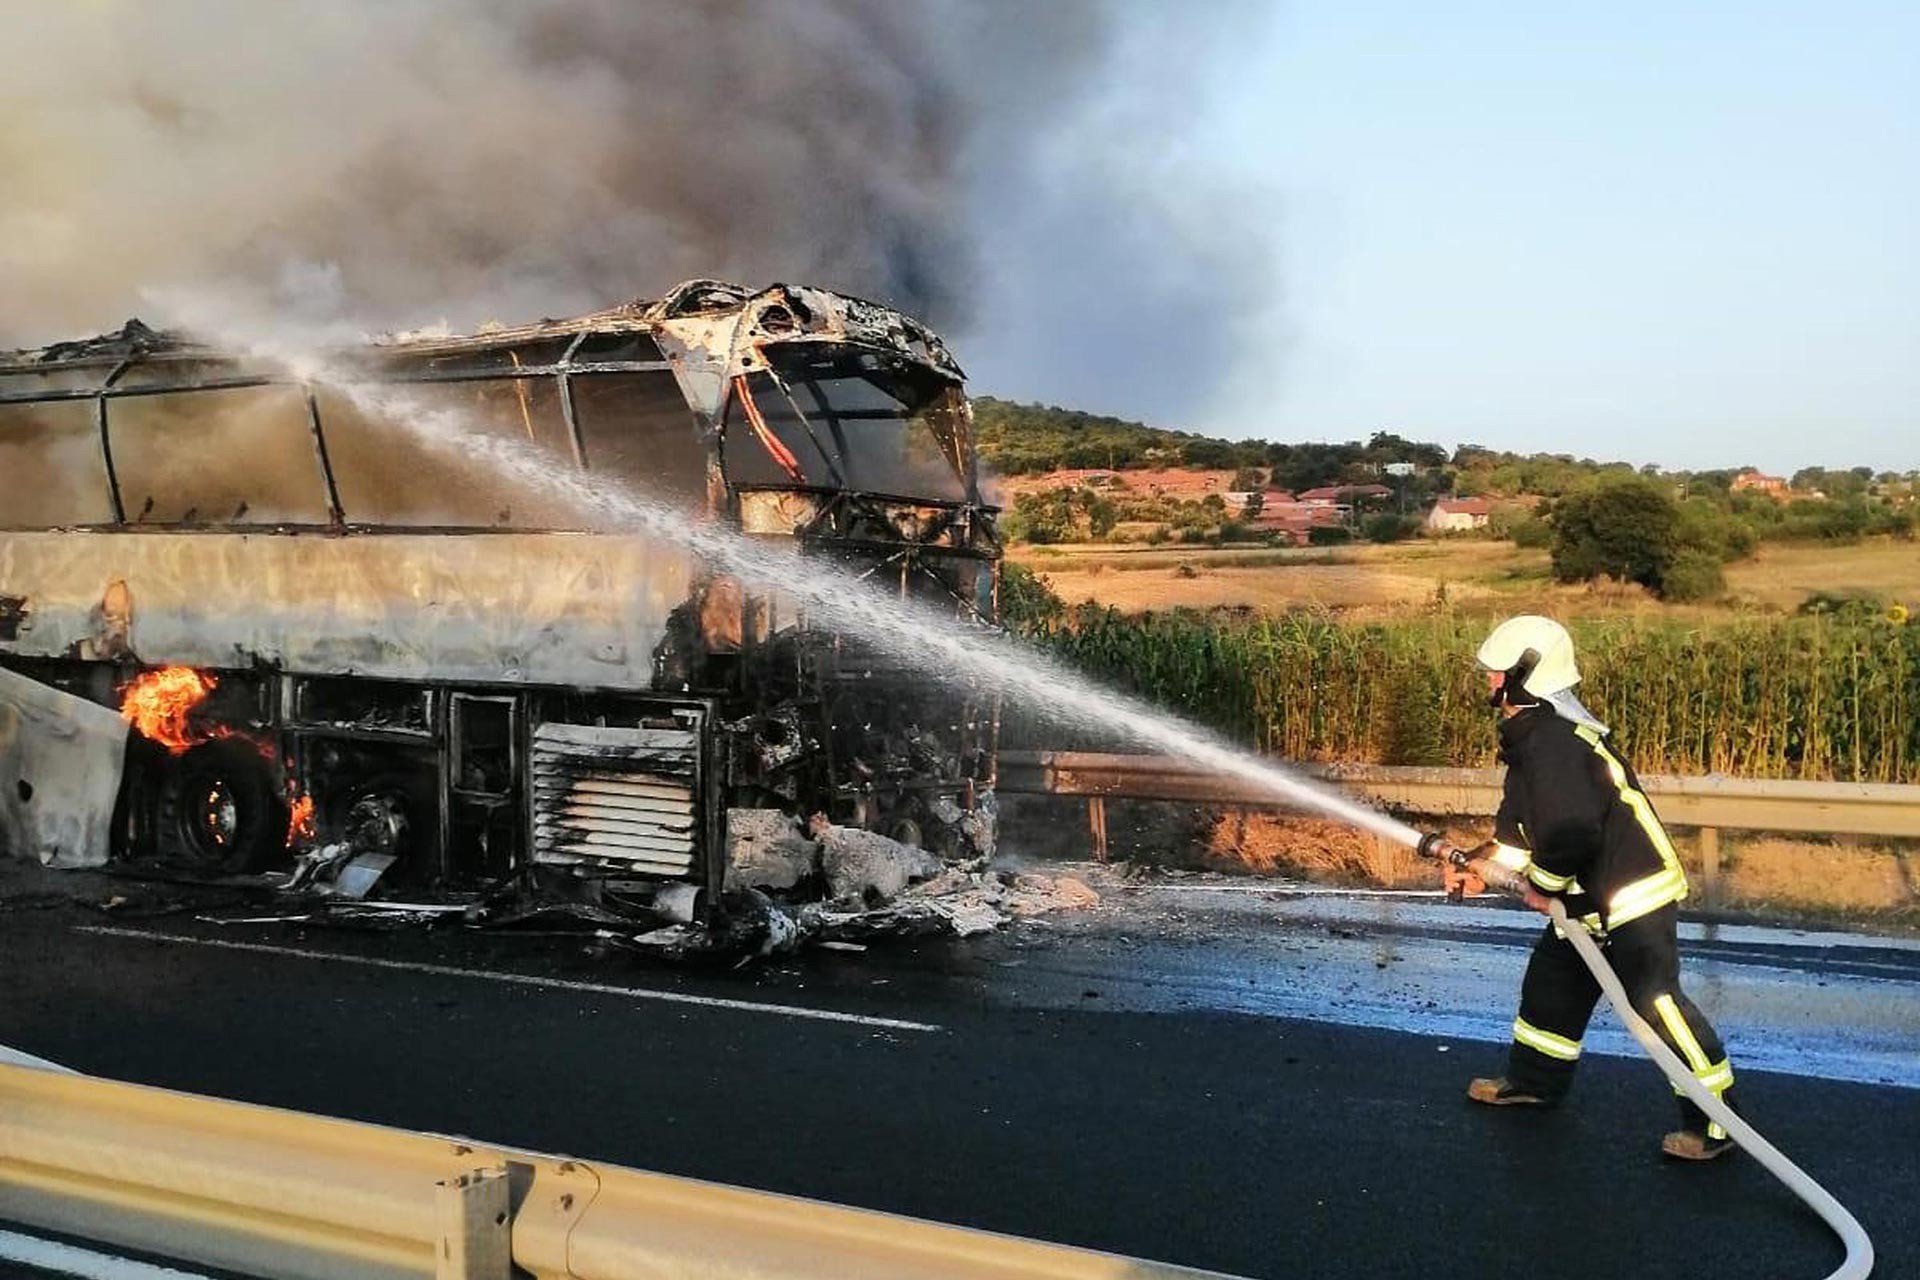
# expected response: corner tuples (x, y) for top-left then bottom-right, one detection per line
(1298, 483), (1393, 506)
(1426, 496), (1496, 532)
(1730, 470), (1790, 501)
(1251, 499), (1346, 546)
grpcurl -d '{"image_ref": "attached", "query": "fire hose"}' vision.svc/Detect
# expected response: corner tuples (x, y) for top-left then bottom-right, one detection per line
(1414, 835), (1874, 1279)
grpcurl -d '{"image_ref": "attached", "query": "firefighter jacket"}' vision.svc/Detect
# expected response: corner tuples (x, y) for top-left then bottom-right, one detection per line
(1486, 705), (1689, 931)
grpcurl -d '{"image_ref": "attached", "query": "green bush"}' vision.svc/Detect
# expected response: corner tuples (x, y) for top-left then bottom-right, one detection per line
(1087, 497), (1118, 539)
(1510, 516), (1553, 549)
(1308, 525), (1353, 546)
(1674, 499), (1757, 562)
(998, 563), (1066, 629)
(1361, 513), (1421, 543)
(1798, 589), (1886, 618)
(1660, 549), (1726, 602)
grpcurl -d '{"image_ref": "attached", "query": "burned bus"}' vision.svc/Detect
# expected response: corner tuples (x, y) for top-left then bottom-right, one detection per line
(0, 280), (1000, 910)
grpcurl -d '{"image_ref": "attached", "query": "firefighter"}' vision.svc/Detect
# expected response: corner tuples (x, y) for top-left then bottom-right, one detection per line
(1443, 615), (1739, 1160)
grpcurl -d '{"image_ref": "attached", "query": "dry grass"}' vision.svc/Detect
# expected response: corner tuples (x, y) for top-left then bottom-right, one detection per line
(1207, 812), (1431, 887)
(1019, 541), (1530, 616)
(1204, 813), (1917, 920)
(1015, 536), (1917, 621)
(1723, 540), (1920, 612)
(1717, 836), (1915, 912)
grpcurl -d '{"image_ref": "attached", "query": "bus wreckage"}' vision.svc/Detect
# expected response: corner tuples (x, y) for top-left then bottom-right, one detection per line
(0, 281), (1092, 951)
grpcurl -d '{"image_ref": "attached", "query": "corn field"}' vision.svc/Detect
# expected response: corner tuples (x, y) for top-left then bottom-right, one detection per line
(1008, 606), (1920, 783)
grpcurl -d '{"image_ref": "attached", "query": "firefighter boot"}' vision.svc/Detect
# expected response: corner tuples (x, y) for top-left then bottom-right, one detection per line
(1467, 1077), (1556, 1108)
(1662, 1089), (1740, 1161)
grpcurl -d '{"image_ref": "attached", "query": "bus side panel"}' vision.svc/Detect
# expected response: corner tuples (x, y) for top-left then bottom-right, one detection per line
(0, 531), (691, 689)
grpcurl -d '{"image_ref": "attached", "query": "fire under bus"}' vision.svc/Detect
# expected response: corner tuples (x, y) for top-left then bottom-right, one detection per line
(0, 280), (1000, 916)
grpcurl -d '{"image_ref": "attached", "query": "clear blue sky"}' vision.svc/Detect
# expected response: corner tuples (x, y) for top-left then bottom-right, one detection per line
(966, 1), (1918, 474)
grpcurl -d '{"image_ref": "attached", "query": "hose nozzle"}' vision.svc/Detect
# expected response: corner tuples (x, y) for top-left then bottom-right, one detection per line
(1416, 831), (1457, 863)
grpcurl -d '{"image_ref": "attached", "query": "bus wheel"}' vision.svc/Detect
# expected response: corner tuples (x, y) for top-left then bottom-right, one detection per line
(164, 738), (285, 874)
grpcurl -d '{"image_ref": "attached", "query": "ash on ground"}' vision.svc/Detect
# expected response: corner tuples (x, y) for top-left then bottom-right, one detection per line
(0, 808), (1105, 963)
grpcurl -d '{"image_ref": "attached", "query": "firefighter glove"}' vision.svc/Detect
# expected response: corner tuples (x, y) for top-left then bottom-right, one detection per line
(1443, 861), (1486, 902)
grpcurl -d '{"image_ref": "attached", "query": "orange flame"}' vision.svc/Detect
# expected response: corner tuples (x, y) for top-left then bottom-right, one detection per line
(286, 792), (318, 848)
(119, 666), (220, 755)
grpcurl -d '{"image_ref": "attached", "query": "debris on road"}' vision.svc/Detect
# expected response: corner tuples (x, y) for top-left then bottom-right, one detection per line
(811, 816), (943, 901)
(725, 809), (818, 892)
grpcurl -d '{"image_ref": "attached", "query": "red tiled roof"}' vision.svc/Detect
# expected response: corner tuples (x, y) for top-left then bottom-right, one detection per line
(1432, 497), (1496, 516)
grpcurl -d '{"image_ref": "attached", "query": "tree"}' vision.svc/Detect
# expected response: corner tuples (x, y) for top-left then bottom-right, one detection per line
(1003, 490), (1078, 544)
(1549, 476), (1680, 590)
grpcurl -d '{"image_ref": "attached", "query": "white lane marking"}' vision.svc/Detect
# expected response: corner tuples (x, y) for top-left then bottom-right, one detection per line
(0, 1229), (210, 1279)
(76, 925), (941, 1033)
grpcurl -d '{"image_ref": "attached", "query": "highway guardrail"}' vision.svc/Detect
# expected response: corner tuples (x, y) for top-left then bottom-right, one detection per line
(998, 750), (1920, 895)
(0, 1060), (1234, 1280)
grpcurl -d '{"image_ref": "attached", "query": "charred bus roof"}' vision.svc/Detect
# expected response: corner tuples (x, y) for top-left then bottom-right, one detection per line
(0, 281), (986, 531)
(0, 280), (964, 389)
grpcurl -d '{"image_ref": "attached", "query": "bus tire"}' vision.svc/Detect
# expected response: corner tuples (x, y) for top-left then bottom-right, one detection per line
(163, 738), (286, 874)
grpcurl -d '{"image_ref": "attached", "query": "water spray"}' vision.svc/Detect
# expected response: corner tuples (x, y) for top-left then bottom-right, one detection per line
(148, 294), (1425, 853)
(167, 301), (1870, 1278)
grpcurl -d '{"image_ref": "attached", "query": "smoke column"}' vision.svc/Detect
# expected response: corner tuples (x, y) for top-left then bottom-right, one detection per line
(0, 0), (1269, 416)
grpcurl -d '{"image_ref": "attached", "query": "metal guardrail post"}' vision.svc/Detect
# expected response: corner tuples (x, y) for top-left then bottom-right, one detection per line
(1698, 827), (1721, 908)
(1088, 797), (1108, 862)
(435, 1168), (510, 1280)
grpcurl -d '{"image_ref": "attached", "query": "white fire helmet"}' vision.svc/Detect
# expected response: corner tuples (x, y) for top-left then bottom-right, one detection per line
(1475, 615), (1609, 733)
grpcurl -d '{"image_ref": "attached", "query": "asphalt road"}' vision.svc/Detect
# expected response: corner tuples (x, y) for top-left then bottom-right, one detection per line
(0, 886), (1914, 1280)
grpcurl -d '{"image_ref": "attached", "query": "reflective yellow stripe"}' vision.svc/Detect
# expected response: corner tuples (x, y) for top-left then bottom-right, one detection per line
(1696, 1061), (1735, 1092)
(1573, 726), (1690, 914)
(1527, 863), (1575, 892)
(1653, 995), (1713, 1073)
(1607, 868), (1689, 927)
(1708, 1122), (1728, 1141)
(1489, 843), (1532, 873)
(1512, 1017), (1582, 1062)
(1610, 869), (1687, 919)
(1550, 912), (1605, 941)
(1670, 1060), (1736, 1099)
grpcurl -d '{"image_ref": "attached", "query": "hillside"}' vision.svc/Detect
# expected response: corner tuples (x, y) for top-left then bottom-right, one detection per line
(970, 397), (1237, 475)
(969, 396), (1915, 500)
(971, 396), (1446, 492)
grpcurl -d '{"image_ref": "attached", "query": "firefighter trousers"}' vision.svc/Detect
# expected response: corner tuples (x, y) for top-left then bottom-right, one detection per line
(1505, 904), (1738, 1137)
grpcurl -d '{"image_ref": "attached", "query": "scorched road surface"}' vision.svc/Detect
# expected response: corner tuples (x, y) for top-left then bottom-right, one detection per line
(0, 889), (1914, 1280)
